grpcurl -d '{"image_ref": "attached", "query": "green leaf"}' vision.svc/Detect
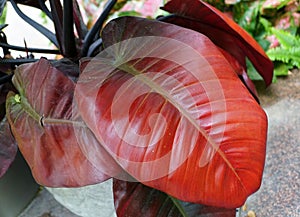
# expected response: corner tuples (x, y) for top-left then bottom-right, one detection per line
(270, 27), (300, 49)
(267, 46), (300, 68)
(117, 10), (142, 17)
(0, 2), (6, 23)
(246, 58), (263, 81)
(263, 0), (291, 10)
(234, 1), (260, 35)
(273, 62), (289, 77)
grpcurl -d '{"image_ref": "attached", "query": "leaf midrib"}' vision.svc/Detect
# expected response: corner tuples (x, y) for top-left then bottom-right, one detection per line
(17, 94), (85, 127)
(117, 62), (244, 189)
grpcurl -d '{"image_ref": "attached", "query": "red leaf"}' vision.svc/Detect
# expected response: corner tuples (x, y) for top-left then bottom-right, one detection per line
(161, 0), (273, 86)
(6, 58), (123, 187)
(114, 179), (236, 217)
(75, 17), (267, 208)
(0, 118), (17, 178)
(218, 48), (258, 100)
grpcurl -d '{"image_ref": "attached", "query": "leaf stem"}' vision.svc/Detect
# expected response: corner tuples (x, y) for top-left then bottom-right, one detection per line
(87, 38), (102, 57)
(81, 0), (117, 57)
(0, 58), (40, 65)
(18, 95), (41, 125)
(38, 0), (53, 20)
(156, 14), (177, 21)
(169, 195), (187, 217)
(0, 42), (60, 54)
(0, 74), (13, 85)
(43, 118), (87, 127)
(72, 0), (88, 40)
(49, 0), (63, 51)
(11, 94), (86, 128)
(63, 0), (77, 59)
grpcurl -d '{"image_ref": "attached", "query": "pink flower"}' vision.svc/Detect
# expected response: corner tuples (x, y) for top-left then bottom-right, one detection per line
(121, 0), (164, 17)
(266, 35), (280, 49)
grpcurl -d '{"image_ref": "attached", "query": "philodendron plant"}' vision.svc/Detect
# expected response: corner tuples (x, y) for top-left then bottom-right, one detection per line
(0, 0), (273, 216)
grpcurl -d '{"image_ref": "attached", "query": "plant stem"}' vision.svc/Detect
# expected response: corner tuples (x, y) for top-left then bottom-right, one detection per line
(73, 0), (88, 40)
(63, 0), (77, 59)
(0, 74), (13, 85)
(169, 196), (187, 217)
(38, 0), (53, 20)
(81, 0), (117, 57)
(0, 58), (41, 65)
(156, 14), (177, 21)
(0, 42), (60, 54)
(49, 0), (63, 51)
(87, 38), (102, 57)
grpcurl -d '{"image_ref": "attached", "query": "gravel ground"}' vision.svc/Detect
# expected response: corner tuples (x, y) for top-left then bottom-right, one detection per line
(238, 70), (300, 217)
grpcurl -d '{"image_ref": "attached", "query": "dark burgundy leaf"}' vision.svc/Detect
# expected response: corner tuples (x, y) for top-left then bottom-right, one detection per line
(51, 58), (79, 82)
(161, 0), (273, 86)
(6, 58), (123, 187)
(0, 118), (17, 178)
(113, 179), (236, 217)
(218, 48), (259, 101)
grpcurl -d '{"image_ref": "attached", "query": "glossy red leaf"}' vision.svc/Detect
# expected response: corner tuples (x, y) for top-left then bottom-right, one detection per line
(114, 179), (236, 217)
(75, 17), (267, 208)
(218, 48), (259, 101)
(161, 0), (273, 86)
(6, 58), (123, 187)
(0, 118), (17, 178)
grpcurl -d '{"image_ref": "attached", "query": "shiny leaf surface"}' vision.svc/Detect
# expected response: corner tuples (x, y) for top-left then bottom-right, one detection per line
(6, 58), (122, 187)
(161, 0), (273, 86)
(75, 17), (267, 208)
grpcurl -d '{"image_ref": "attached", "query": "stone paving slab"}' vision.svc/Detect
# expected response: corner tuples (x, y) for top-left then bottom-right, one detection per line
(241, 98), (300, 217)
(19, 189), (79, 217)
(240, 71), (300, 217)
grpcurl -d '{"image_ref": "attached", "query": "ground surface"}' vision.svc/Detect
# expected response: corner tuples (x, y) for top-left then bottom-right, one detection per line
(19, 71), (300, 217)
(239, 70), (300, 217)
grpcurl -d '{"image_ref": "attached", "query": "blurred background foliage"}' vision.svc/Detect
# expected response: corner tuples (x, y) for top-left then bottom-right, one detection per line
(205, 0), (300, 81)
(1, 0), (299, 81)
(77, 0), (300, 81)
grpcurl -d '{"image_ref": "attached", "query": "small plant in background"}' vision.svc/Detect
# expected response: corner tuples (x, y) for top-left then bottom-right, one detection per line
(0, 0), (273, 216)
(77, 0), (165, 26)
(205, 0), (300, 80)
(266, 27), (300, 75)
